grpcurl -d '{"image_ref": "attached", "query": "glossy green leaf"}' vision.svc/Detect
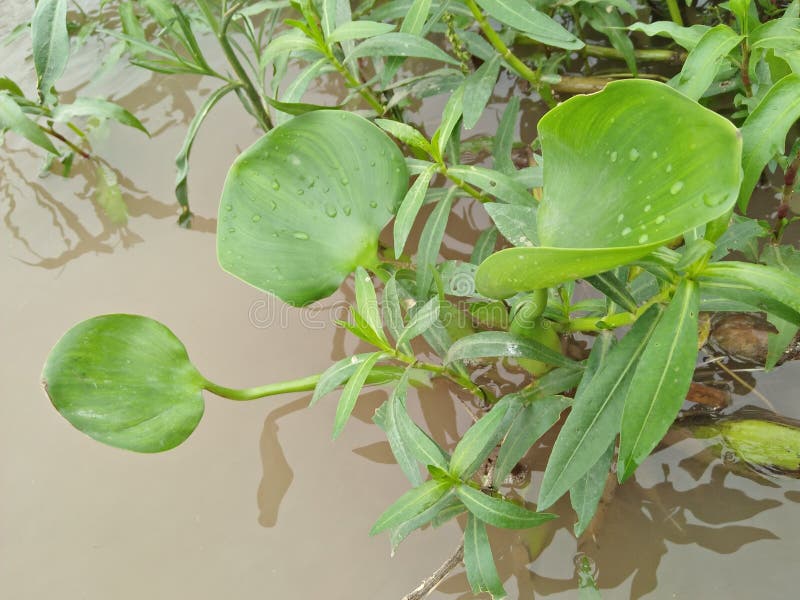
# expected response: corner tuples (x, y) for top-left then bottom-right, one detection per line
(0, 77), (24, 97)
(538, 306), (662, 510)
(389, 490), (460, 553)
(627, 21), (710, 50)
(376, 119), (433, 155)
(618, 279), (699, 481)
(370, 478), (453, 535)
(328, 20), (395, 42)
(447, 165), (533, 205)
(354, 267), (387, 345)
(476, 0), (583, 50)
(449, 394), (522, 479)
(218, 111), (408, 306)
(396, 297), (440, 347)
(416, 189), (455, 298)
(699, 279), (800, 324)
(0, 92), (58, 154)
(31, 0), (69, 97)
(463, 54), (501, 129)
(738, 74), (800, 211)
(493, 395), (571, 485)
(42, 315), (206, 453)
(493, 96), (519, 175)
(699, 261), (800, 325)
(445, 331), (578, 370)
(464, 514), (507, 599)
(393, 165), (436, 256)
(583, 5), (636, 76)
(485, 203), (538, 248)
(476, 80), (742, 298)
(311, 352), (378, 406)
(669, 25), (742, 100)
(585, 271), (638, 313)
(346, 32), (459, 65)
(570, 442), (613, 537)
(53, 97), (148, 134)
(432, 83), (465, 159)
(382, 276), (406, 349)
(333, 351), (384, 439)
(457, 485), (555, 529)
(374, 376), (424, 485)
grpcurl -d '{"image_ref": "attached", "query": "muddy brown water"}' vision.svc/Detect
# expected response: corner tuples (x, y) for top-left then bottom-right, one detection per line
(2, 2), (799, 598)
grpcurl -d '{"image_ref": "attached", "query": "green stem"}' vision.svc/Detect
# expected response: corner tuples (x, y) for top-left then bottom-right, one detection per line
(464, 0), (540, 88)
(666, 0), (684, 26)
(43, 126), (91, 159)
(567, 292), (668, 333)
(584, 44), (686, 63)
(321, 46), (386, 115)
(203, 375), (321, 400)
(439, 166), (490, 203)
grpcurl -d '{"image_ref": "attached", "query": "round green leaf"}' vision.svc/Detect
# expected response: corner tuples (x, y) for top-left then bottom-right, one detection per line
(476, 80), (742, 298)
(217, 110), (409, 306)
(42, 315), (206, 453)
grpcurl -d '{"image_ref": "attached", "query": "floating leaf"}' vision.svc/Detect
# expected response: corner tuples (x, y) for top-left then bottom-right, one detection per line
(476, 80), (742, 299)
(42, 315), (206, 453)
(218, 111), (408, 306)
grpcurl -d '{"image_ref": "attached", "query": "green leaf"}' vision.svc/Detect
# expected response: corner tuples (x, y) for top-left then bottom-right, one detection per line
(333, 351), (384, 439)
(432, 83), (465, 160)
(457, 485), (555, 529)
(52, 97), (148, 134)
(475, 0), (583, 50)
(0, 92), (59, 154)
(376, 119), (434, 155)
(464, 514), (507, 599)
(0, 77), (24, 97)
(31, 0), (69, 97)
(493, 96), (519, 175)
(738, 74), (800, 211)
(570, 442), (613, 537)
(699, 261), (800, 326)
(538, 306), (662, 509)
(311, 352), (379, 406)
(585, 271), (638, 313)
(449, 394), (522, 479)
(93, 164), (128, 225)
(218, 111), (408, 306)
(699, 278), (800, 323)
(476, 80), (742, 298)
(374, 377), (425, 485)
(394, 165), (436, 256)
(485, 203), (538, 247)
(354, 267), (387, 345)
(448, 165), (533, 205)
(618, 279), (699, 481)
(669, 25), (742, 100)
(382, 276), (406, 348)
(627, 21), (710, 50)
(389, 490), (460, 553)
(471, 226), (498, 265)
(370, 478), (453, 534)
(346, 32), (459, 65)
(397, 297), (440, 347)
(446, 331), (577, 370)
(416, 189), (455, 298)
(42, 315), (206, 453)
(493, 395), (571, 485)
(583, 5), (636, 76)
(328, 20), (395, 42)
(463, 55), (502, 129)
(176, 83), (240, 223)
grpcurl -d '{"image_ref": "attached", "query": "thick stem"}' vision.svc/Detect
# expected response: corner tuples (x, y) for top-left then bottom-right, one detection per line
(402, 543), (465, 600)
(203, 374), (321, 400)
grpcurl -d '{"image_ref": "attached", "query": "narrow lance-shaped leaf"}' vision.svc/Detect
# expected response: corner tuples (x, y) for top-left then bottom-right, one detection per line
(538, 306), (662, 510)
(333, 352), (384, 439)
(381, 0), (433, 84)
(52, 98), (148, 134)
(396, 296), (440, 347)
(328, 20), (396, 43)
(449, 394), (522, 479)
(463, 513), (507, 599)
(382, 276), (406, 349)
(432, 83), (465, 160)
(389, 490), (461, 554)
(376, 118), (434, 156)
(31, 0), (69, 98)
(311, 352), (380, 406)
(448, 165), (533, 206)
(493, 395), (571, 485)
(176, 83), (239, 225)
(0, 92), (59, 154)
(738, 74), (800, 211)
(475, 0), (583, 50)
(485, 203), (538, 247)
(463, 54), (501, 130)
(345, 32), (460, 66)
(493, 96), (520, 175)
(570, 442), (614, 537)
(619, 279), (699, 481)
(374, 375), (425, 485)
(457, 485), (556, 529)
(370, 478), (452, 535)
(585, 271), (638, 313)
(393, 165), (436, 256)
(42, 315), (206, 453)
(354, 267), (387, 345)
(416, 189), (455, 299)
(669, 25), (742, 101)
(446, 331), (578, 370)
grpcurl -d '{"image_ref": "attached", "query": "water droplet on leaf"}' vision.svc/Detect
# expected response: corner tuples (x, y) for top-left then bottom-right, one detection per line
(670, 181), (684, 195)
(638, 234), (649, 244)
(629, 148), (640, 161)
(271, 180), (280, 191)
(655, 215), (666, 224)
(609, 151), (618, 162)
(251, 214), (261, 223)
(293, 231), (309, 240)
(622, 227), (632, 236)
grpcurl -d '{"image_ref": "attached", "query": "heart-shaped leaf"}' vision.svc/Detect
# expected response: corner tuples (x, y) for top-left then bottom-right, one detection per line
(218, 110), (409, 306)
(476, 79), (742, 299)
(42, 315), (206, 453)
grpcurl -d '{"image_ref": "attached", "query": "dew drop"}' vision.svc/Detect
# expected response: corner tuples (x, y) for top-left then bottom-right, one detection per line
(622, 227), (632, 236)
(224, 203), (233, 212)
(369, 200), (378, 208)
(609, 151), (618, 162)
(670, 181), (684, 195)
(296, 189), (304, 196)
(341, 177), (349, 185)
(638, 234), (649, 244)
(271, 180), (280, 191)
(665, 164), (673, 173)
(703, 194), (721, 207)
(370, 160), (376, 167)
(228, 227), (236, 234)
(644, 204), (651, 212)
(343, 205), (352, 216)
(292, 231), (309, 240)
(629, 148), (640, 162)
(651, 151), (659, 159)
(325, 205), (337, 218)
(251, 214), (262, 223)
(655, 215), (666, 224)
(617, 214), (625, 222)
(270, 200), (277, 211)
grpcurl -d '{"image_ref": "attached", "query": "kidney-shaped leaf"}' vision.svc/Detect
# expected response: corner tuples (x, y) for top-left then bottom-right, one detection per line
(42, 315), (206, 453)
(476, 80), (741, 298)
(218, 110), (408, 306)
